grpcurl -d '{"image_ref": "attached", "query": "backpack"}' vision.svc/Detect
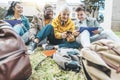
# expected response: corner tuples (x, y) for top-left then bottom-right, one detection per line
(81, 39), (120, 80)
(53, 48), (81, 72)
(0, 20), (32, 80)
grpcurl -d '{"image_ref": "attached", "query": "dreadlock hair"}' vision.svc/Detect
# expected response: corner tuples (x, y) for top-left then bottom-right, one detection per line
(43, 4), (53, 19)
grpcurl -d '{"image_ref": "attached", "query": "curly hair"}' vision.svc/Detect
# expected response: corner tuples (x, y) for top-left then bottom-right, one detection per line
(43, 4), (53, 19)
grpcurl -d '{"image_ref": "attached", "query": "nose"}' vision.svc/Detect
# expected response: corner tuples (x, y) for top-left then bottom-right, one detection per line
(64, 15), (68, 19)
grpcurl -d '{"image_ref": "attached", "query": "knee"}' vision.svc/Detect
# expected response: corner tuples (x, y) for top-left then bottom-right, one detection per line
(45, 24), (53, 30)
(101, 30), (112, 36)
(76, 34), (81, 44)
(81, 30), (90, 36)
(46, 24), (52, 28)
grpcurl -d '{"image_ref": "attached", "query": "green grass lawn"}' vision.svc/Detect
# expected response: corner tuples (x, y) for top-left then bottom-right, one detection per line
(114, 31), (120, 37)
(28, 48), (85, 80)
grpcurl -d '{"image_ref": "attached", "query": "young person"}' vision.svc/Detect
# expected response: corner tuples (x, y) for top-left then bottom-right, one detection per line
(74, 6), (120, 47)
(4, 1), (30, 36)
(26, 4), (54, 53)
(28, 4), (54, 42)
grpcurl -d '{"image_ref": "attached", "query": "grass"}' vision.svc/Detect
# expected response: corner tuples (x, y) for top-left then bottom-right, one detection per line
(28, 48), (85, 80)
(114, 31), (120, 37)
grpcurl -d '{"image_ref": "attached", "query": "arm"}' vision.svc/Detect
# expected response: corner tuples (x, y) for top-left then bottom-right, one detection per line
(21, 15), (30, 32)
(53, 24), (63, 39)
(94, 19), (103, 33)
(24, 17), (30, 30)
(53, 21), (75, 39)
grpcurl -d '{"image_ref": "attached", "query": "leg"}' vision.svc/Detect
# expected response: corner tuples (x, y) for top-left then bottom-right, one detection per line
(90, 33), (107, 42)
(28, 24), (62, 53)
(21, 31), (29, 44)
(36, 24), (54, 41)
(58, 40), (80, 49)
(38, 38), (47, 46)
(27, 24), (53, 54)
(36, 24), (63, 44)
(101, 30), (120, 43)
(90, 30), (120, 43)
(80, 30), (91, 47)
(13, 24), (24, 36)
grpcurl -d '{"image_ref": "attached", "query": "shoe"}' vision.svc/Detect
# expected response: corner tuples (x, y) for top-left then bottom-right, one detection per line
(42, 44), (54, 50)
(28, 41), (37, 53)
(27, 50), (34, 55)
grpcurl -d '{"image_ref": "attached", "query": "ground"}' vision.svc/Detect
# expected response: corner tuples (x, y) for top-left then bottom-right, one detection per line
(28, 48), (84, 80)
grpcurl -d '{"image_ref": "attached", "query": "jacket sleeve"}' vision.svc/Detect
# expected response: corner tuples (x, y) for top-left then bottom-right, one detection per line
(70, 21), (75, 33)
(24, 17), (30, 30)
(29, 23), (38, 40)
(94, 19), (103, 33)
(53, 23), (62, 39)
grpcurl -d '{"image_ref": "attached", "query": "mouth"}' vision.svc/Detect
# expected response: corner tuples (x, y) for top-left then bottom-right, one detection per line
(63, 18), (67, 21)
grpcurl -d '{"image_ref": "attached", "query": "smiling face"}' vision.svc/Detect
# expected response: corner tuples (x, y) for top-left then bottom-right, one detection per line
(60, 10), (70, 22)
(44, 9), (53, 19)
(76, 10), (86, 21)
(13, 3), (23, 15)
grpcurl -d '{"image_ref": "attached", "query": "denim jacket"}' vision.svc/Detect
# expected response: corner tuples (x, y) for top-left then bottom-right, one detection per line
(74, 17), (103, 33)
(4, 15), (30, 33)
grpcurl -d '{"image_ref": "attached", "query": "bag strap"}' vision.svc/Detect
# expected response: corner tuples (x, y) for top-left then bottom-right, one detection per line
(99, 42), (120, 73)
(0, 20), (12, 27)
(100, 42), (120, 56)
(0, 49), (26, 61)
(81, 58), (92, 80)
(100, 53), (120, 73)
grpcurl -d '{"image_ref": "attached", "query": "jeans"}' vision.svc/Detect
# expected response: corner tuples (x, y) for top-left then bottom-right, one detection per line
(21, 31), (29, 44)
(36, 24), (80, 48)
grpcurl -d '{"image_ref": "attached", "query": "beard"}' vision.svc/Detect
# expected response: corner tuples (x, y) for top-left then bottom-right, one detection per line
(44, 14), (51, 19)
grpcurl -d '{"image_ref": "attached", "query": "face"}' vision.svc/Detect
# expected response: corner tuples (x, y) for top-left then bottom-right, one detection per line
(76, 11), (86, 21)
(60, 10), (70, 22)
(13, 3), (23, 15)
(48, 11), (53, 19)
(45, 11), (53, 19)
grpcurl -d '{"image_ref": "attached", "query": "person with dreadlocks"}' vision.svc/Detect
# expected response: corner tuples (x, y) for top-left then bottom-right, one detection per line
(27, 4), (54, 54)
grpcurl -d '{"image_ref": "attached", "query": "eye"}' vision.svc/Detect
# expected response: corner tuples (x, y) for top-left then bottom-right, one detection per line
(17, 6), (23, 9)
(63, 13), (66, 16)
(80, 14), (83, 16)
(67, 14), (69, 16)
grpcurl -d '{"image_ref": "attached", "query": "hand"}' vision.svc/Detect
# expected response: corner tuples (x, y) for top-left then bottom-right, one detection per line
(92, 30), (100, 34)
(34, 38), (39, 43)
(66, 34), (75, 42)
(29, 35), (35, 41)
(73, 30), (80, 37)
(61, 32), (67, 39)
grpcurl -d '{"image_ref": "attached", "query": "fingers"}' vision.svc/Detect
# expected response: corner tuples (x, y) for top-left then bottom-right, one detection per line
(61, 32), (67, 38)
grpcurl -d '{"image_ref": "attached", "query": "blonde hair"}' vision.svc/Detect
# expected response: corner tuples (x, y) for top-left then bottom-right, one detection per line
(59, 5), (70, 13)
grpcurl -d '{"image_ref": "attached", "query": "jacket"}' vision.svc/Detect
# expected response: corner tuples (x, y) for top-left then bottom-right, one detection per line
(52, 15), (75, 39)
(75, 17), (103, 33)
(4, 15), (30, 32)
